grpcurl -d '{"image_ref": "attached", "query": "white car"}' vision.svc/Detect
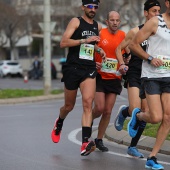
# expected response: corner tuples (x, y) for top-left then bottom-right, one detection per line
(0, 60), (23, 77)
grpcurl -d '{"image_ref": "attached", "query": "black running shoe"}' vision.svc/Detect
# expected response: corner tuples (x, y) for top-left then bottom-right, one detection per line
(95, 138), (109, 152)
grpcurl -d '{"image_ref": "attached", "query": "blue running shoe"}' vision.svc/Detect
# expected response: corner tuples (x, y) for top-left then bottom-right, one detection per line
(127, 147), (144, 158)
(145, 156), (164, 170)
(127, 108), (140, 138)
(114, 105), (127, 131)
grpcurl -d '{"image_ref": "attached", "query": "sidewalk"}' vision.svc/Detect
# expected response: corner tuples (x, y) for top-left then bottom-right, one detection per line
(1, 93), (170, 155)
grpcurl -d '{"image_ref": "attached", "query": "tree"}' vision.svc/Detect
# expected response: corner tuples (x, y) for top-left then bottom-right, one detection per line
(0, 1), (28, 60)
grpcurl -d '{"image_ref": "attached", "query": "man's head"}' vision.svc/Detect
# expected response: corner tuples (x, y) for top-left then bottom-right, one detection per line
(144, 0), (161, 20)
(82, 0), (100, 19)
(106, 11), (121, 34)
(165, 0), (170, 15)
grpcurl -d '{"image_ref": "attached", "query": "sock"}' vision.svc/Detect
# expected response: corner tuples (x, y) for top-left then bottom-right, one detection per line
(122, 106), (130, 118)
(90, 120), (94, 136)
(130, 120), (146, 147)
(56, 116), (65, 130)
(82, 127), (91, 143)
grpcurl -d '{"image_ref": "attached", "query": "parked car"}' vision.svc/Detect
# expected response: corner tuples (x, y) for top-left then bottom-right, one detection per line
(0, 60), (23, 78)
(28, 61), (57, 79)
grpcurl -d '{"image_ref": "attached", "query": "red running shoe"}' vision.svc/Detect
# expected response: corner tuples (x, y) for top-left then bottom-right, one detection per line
(81, 141), (96, 156)
(51, 118), (62, 143)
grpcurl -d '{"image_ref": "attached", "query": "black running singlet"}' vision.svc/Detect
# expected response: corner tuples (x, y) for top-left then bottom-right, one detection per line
(127, 24), (147, 75)
(66, 17), (99, 68)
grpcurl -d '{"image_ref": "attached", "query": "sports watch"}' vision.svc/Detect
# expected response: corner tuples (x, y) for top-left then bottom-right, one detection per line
(96, 48), (101, 54)
(147, 56), (153, 64)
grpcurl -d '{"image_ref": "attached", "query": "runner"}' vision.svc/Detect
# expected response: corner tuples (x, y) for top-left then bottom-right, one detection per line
(51, 0), (105, 156)
(129, 0), (170, 169)
(114, 0), (161, 158)
(92, 11), (128, 152)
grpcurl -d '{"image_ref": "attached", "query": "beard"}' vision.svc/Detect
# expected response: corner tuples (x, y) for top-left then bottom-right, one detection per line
(85, 11), (96, 19)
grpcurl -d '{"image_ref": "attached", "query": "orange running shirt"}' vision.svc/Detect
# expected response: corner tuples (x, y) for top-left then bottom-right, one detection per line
(95, 28), (125, 79)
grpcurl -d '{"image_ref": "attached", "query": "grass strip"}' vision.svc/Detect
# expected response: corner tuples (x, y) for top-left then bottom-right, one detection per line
(0, 89), (63, 99)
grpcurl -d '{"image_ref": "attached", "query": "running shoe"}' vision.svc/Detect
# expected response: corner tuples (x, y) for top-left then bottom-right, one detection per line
(114, 105), (127, 131)
(51, 118), (62, 143)
(145, 156), (164, 170)
(127, 146), (144, 158)
(81, 141), (96, 156)
(95, 138), (109, 152)
(127, 108), (140, 138)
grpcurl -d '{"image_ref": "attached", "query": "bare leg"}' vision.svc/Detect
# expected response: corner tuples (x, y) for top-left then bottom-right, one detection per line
(97, 93), (116, 139)
(59, 86), (77, 119)
(80, 78), (96, 127)
(127, 86), (141, 115)
(92, 92), (105, 120)
(137, 94), (162, 124)
(149, 93), (170, 157)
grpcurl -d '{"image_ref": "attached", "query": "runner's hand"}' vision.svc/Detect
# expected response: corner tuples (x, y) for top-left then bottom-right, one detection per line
(86, 36), (100, 43)
(151, 58), (163, 67)
(99, 49), (106, 62)
(119, 65), (128, 75)
(96, 62), (102, 69)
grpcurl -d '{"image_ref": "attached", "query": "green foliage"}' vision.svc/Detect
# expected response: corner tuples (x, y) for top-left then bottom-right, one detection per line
(0, 89), (63, 99)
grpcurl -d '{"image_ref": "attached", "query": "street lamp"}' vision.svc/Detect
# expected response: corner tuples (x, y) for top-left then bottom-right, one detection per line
(43, 0), (51, 95)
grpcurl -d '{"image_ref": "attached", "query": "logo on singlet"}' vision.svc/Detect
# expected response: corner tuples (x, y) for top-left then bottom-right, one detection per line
(141, 40), (147, 46)
(102, 39), (108, 45)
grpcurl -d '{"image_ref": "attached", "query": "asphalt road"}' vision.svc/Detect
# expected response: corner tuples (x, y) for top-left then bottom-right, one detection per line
(0, 77), (64, 90)
(0, 78), (169, 170)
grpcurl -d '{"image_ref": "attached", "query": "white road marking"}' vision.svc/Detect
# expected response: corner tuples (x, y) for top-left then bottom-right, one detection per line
(68, 127), (170, 166)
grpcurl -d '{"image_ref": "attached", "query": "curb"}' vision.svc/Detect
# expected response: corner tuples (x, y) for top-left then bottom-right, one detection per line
(105, 125), (170, 155)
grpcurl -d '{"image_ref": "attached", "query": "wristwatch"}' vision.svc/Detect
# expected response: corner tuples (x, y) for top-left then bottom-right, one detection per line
(147, 56), (153, 64)
(96, 48), (101, 54)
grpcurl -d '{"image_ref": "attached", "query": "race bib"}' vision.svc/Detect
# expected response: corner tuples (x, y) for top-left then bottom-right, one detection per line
(101, 58), (118, 73)
(155, 55), (170, 73)
(79, 44), (94, 60)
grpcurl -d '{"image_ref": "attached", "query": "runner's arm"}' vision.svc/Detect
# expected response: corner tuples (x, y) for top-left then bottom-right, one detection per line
(116, 27), (138, 65)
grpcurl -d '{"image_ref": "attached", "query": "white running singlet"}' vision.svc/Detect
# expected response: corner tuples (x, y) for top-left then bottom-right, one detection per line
(141, 15), (170, 78)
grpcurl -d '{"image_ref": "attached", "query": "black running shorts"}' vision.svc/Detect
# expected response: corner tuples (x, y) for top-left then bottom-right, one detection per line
(124, 72), (141, 89)
(61, 65), (97, 90)
(96, 73), (122, 95)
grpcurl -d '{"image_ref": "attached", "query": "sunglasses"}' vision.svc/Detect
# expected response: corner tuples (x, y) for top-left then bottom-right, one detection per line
(84, 4), (99, 9)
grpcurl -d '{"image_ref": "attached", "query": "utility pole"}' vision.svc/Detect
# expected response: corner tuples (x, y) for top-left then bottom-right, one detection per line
(43, 0), (51, 95)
